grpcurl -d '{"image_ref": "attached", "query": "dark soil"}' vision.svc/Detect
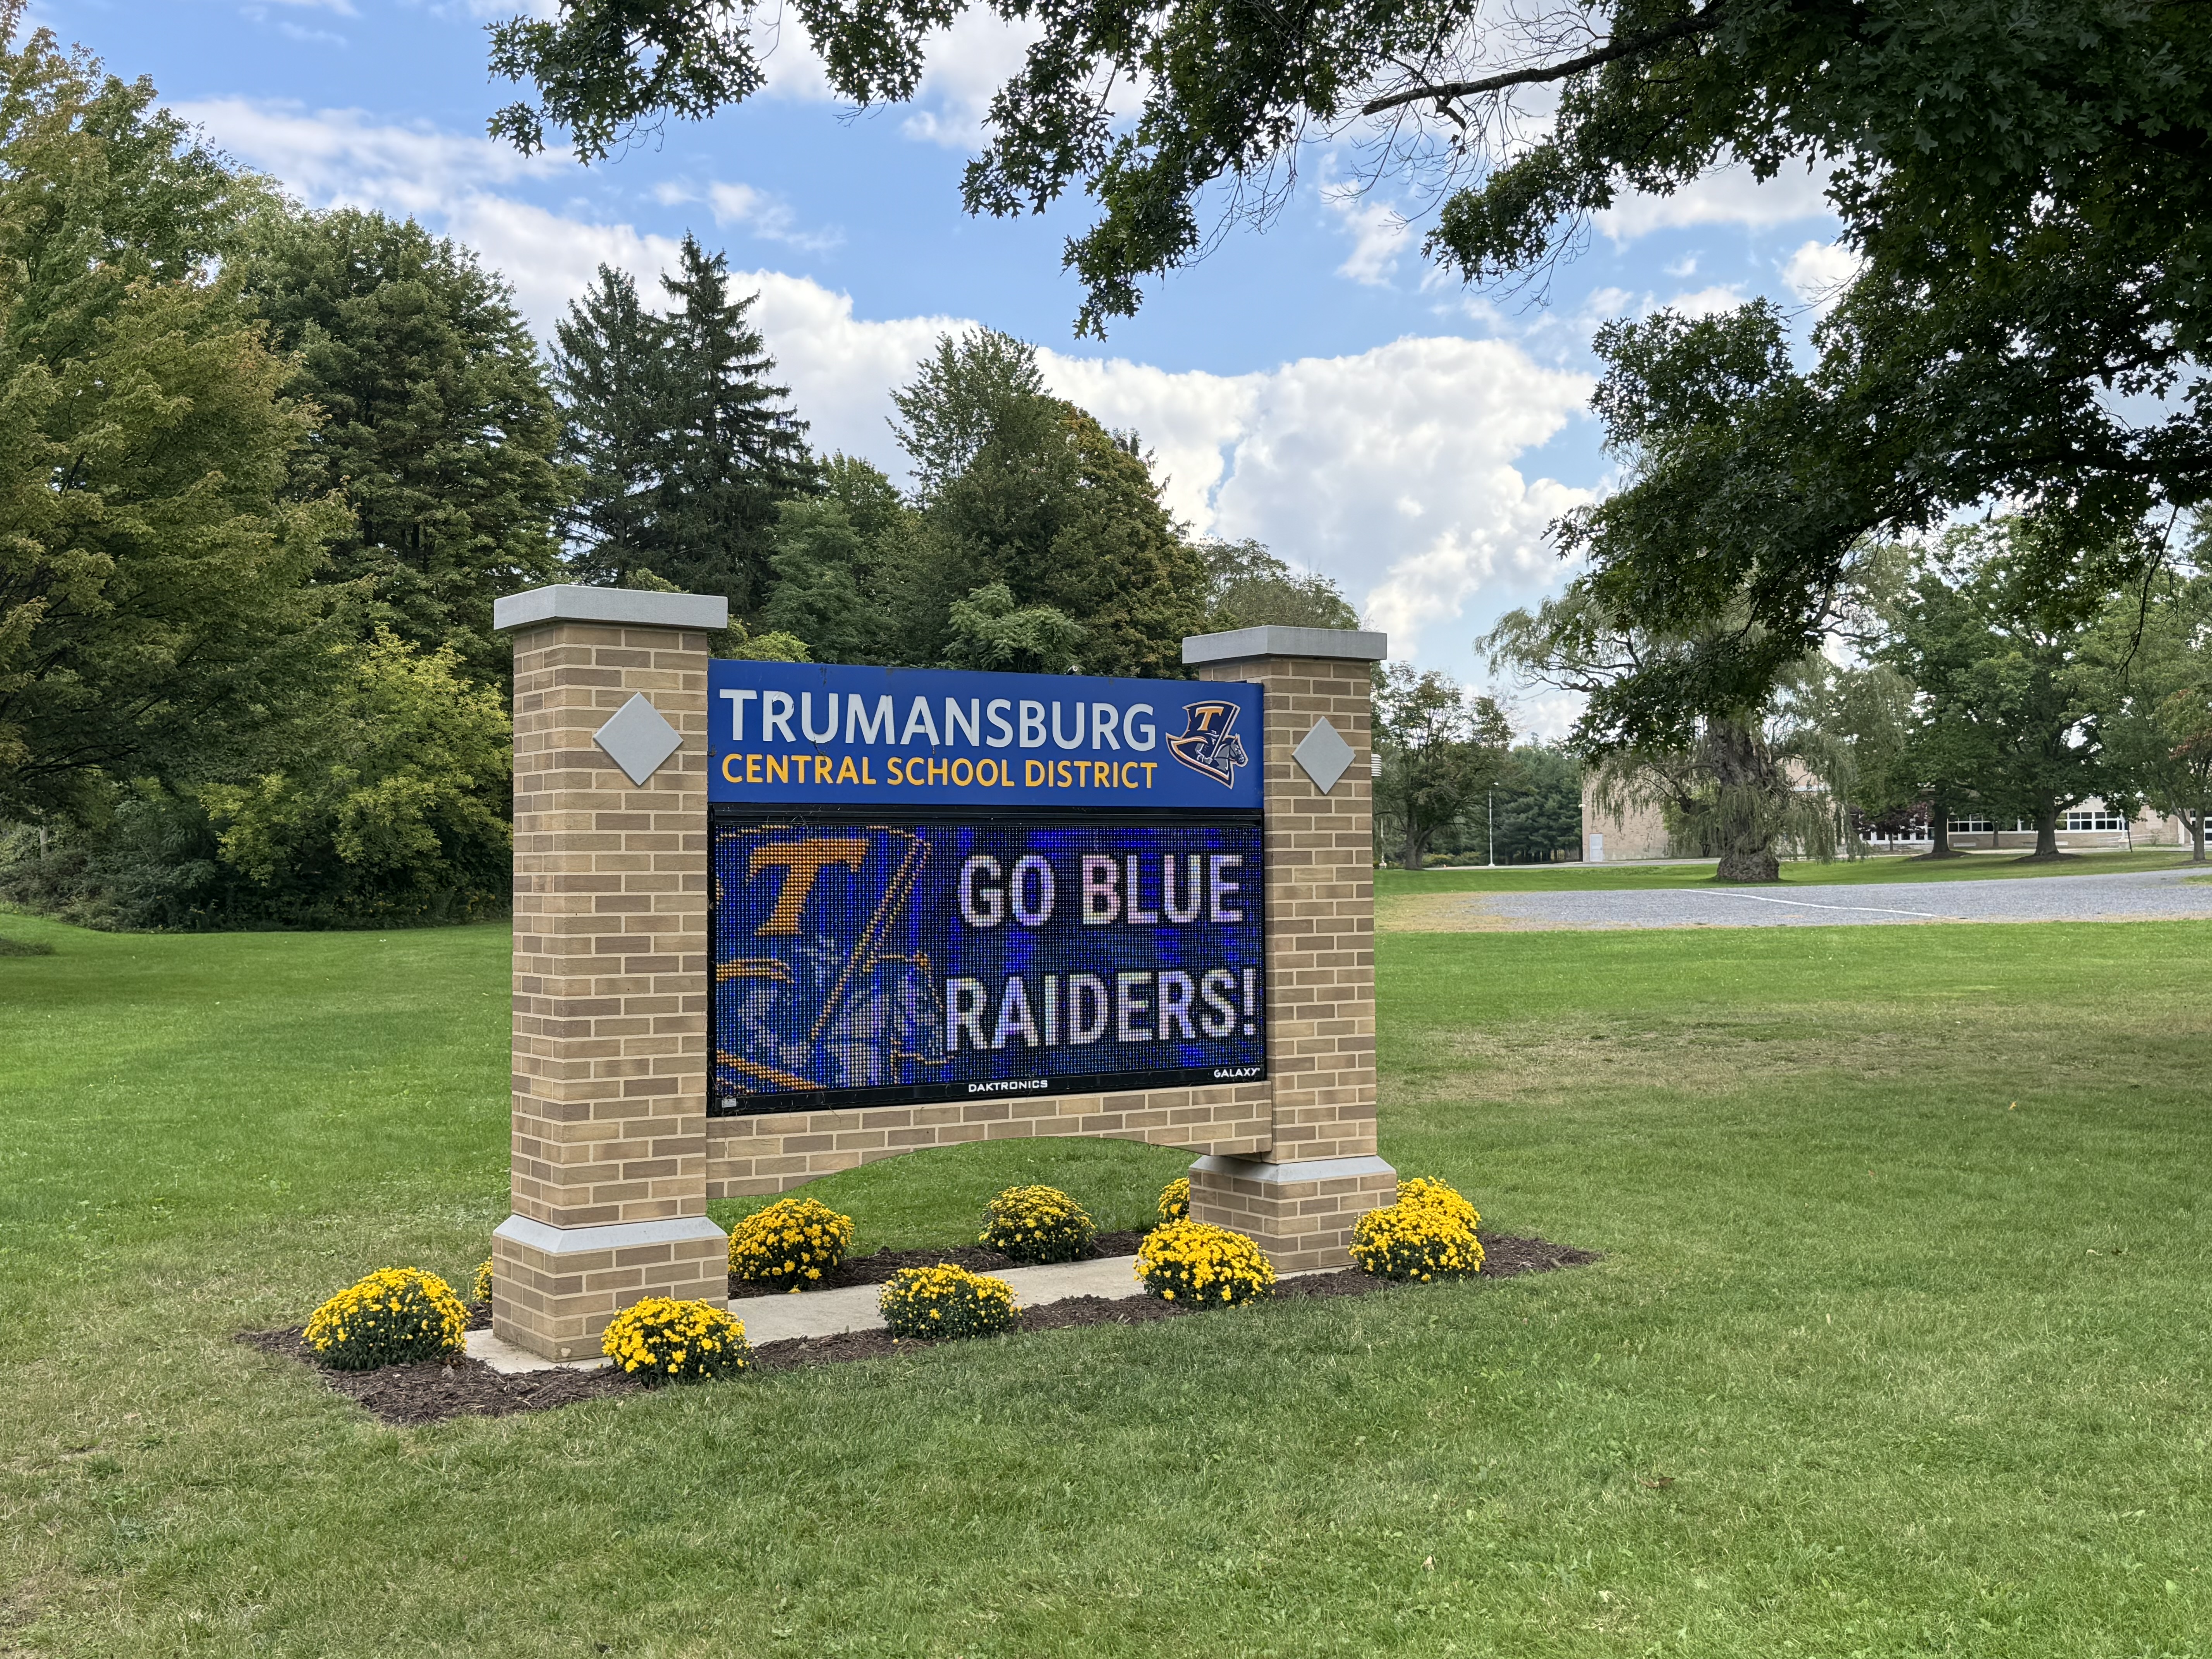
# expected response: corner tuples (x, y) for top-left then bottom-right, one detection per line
(244, 1232), (1599, 1427)
(237, 1326), (646, 1426)
(726, 1230), (1151, 1298)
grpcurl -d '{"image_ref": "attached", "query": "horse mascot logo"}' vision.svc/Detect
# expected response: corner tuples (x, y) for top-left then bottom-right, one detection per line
(1166, 699), (1249, 787)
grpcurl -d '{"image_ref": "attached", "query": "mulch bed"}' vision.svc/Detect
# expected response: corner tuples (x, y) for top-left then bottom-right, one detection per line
(240, 1232), (1599, 1428)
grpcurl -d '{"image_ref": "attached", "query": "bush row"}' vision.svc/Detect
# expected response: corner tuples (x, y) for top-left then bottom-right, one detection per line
(307, 1173), (1488, 1381)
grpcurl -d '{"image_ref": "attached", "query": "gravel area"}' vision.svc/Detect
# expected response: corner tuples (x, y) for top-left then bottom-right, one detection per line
(1451, 867), (2212, 931)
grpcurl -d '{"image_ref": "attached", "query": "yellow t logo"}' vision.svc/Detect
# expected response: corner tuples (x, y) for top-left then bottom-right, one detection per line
(747, 839), (868, 936)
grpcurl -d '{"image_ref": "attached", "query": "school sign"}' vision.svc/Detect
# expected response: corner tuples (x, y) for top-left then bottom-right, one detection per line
(486, 586), (1392, 1361)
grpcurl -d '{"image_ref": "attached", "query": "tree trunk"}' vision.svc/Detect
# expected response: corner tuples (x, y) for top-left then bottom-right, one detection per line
(2193, 804), (2206, 864)
(1922, 797), (1959, 860)
(2030, 800), (2061, 859)
(1717, 842), (1781, 883)
(1707, 716), (1783, 883)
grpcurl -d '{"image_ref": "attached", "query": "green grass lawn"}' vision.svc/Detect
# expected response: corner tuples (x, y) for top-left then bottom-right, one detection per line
(1378, 845), (2200, 896)
(3, 908), (2208, 1656)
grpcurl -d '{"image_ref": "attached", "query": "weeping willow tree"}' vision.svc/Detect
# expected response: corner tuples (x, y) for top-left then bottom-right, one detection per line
(1486, 591), (1867, 883)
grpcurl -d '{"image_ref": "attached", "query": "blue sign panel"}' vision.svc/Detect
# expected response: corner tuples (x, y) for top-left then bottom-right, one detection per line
(710, 817), (1266, 1115)
(708, 661), (1263, 810)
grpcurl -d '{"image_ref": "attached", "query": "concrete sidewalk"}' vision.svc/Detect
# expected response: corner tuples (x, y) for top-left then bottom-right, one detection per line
(467, 1253), (1151, 1375)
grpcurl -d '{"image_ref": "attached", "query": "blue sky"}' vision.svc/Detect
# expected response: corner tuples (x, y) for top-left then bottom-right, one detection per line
(34, 0), (1850, 720)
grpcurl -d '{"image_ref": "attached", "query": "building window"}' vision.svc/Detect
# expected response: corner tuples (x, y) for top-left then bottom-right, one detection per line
(1948, 816), (1995, 833)
(2064, 809), (2126, 832)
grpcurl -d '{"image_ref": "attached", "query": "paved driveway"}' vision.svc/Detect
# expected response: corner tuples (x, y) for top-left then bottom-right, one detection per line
(1440, 866), (2212, 930)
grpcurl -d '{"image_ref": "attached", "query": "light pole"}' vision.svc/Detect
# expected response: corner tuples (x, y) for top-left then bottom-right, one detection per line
(1487, 788), (1497, 868)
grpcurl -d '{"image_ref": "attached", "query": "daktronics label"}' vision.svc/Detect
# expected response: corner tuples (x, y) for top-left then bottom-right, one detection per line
(709, 660), (1262, 810)
(709, 819), (1265, 1114)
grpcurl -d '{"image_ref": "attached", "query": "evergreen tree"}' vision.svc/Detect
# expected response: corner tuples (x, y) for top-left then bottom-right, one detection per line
(1491, 746), (1585, 865)
(236, 207), (565, 685)
(655, 234), (814, 607)
(551, 265), (666, 587)
(551, 236), (813, 615)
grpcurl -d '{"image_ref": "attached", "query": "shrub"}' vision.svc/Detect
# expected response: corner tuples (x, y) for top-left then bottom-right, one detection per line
(728, 1197), (855, 1292)
(1350, 1176), (1486, 1282)
(879, 1264), (1020, 1340)
(1135, 1220), (1276, 1307)
(1395, 1175), (1480, 1235)
(471, 1257), (494, 1303)
(304, 1267), (469, 1371)
(1157, 1175), (1190, 1224)
(979, 1185), (1096, 1264)
(601, 1298), (751, 1385)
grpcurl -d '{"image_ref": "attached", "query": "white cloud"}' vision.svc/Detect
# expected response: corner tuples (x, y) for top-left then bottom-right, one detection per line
(1330, 196), (1411, 287)
(1041, 337), (1592, 663)
(653, 179), (844, 253)
(176, 97), (569, 217)
(1661, 283), (1750, 319)
(896, 12), (1042, 147)
(441, 197), (688, 333)
(265, 0), (357, 13)
(1596, 162), (1833, 242)
(1782, 238), (1863, 314)
(744, 7), (1041, 147)
(1508, 691), (1587, 744)
(182, 98), (1593, 673)
(707, 182), (843, 253)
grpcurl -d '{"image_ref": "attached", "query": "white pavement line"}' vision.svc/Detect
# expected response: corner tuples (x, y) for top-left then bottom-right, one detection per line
(1715, 891), (1951, 919)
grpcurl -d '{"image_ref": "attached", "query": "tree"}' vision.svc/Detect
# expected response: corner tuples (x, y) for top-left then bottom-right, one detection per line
(1372, 664), (1511, 869)
(1488, 587), (1856, 881)
(1200, 539), (1360, 633)
(551, 239), (814, 615)
(653, 235), (816, 607)
(1491, 745), (1583, 865)
(2092, 568), (2212, 862)
(890, 329), (1049, 503)
(550, 264), (666, 588)
(1881, 521), (2116, 860)
(0, 17), (342, 823)
(236, 206), (566, 686)
(488, 0), (2210, 690)
(759, 456), (923, 664)
(884, 329), (1207, 677)
(196, 631), (513, 924)
(943, 581), (1088, 674)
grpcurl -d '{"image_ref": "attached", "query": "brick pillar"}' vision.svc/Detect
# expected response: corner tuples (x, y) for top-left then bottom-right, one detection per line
(1183, 626), (1397, 1271)
(488, 586), (730, 1360)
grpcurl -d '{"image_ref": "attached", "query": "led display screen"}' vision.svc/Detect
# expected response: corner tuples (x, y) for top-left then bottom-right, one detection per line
(710, 814), (1266, 1115)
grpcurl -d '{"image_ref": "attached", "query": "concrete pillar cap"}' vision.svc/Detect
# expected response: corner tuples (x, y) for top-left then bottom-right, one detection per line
(1182, 625), (1388, 665)
(493, 583), (728, 633)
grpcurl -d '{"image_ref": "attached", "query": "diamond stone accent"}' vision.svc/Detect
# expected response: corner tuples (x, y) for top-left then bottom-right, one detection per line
(593, 693), (684, 786)
(1292, 716), (1356, 794)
